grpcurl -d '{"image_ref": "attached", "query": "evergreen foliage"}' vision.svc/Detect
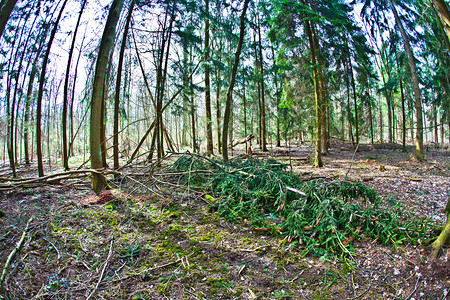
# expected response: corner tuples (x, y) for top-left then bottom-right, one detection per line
(172, 154), (436, 257)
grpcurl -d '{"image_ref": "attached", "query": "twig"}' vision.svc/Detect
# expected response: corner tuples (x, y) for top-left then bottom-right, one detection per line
(43, 237), (61, 261)
(111, 252), (194, 284)
(286, 186), (307, 197)
(345, 143), (360, 180)
(0, 217), (33, 285)
(86, 238), (114, 300)
(404, 274), (420, 300)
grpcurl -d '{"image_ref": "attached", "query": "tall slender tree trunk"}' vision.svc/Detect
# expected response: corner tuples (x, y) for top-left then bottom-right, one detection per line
(62, 0), (87, 171)
(271, 46), (281, 147)
(90, 0), (124, 193)
(216, 72), (222, 153)
(222, 0), (250, 162)
(345, 62), (355, 145)
(432, 0), (450, 42)
(204, 0), (213, 156)
(0, 0), (18, 38)
(69, 32), (86, 157)
(36, 0), (68, 177)
(114, 0), (134, 171)
(348, 55), (359, 146)
(305, 19), (322, 167)
(257, 14), (267, 152)
(24, 65), (37, 165)
(388, 0), (424, 160)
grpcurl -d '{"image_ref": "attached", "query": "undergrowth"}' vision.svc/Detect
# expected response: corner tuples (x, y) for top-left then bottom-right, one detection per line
(172, 153), (436, 257)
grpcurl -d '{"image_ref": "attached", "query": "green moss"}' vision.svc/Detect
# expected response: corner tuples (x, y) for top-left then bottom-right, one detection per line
(205, 277), (226, 286)
(157, 283), (172, 295)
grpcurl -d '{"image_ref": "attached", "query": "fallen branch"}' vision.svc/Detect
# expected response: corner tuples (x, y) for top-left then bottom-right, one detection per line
(231, 134), (254, 147)
(86, 238), (114, 300)
(0, 169), (121, 191)
(0, 217), (33, 286)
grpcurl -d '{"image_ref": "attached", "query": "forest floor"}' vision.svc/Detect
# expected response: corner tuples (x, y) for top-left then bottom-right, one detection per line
(0, 141), (449, 299)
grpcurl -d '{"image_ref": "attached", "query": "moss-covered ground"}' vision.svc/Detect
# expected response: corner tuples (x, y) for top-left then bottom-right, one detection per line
(0, 143), (449, 299)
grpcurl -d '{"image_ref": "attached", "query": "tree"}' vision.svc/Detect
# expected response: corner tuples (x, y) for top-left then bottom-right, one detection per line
(90, 0), (124, 193)
(388, 0), (424, 160)
(62, 0), (87, 171)
(432, 0), (450, 42)
(222, 0), (250, 162)
(0, 0), (18, 38)
(204, 0), (213, 156)
(114, 0), (134, 171)
(36, 0), (68, 177)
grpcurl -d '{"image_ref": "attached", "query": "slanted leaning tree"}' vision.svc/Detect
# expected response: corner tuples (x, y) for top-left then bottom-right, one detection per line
(388, 0), (424, 160)
(90, 0), (124, 193)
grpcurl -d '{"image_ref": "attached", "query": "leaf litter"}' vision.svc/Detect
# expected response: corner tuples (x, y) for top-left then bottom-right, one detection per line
(0, 142), (449, 299)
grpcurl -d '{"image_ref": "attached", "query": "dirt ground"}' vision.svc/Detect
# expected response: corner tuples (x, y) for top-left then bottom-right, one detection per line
(0, 141), (449, 299)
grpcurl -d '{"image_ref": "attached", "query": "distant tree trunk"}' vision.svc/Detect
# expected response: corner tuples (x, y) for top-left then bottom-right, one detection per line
(100, 58), (113, 167)
(346, 50), (359, 147)
(62, 0), (87, 171)
(114, 0), (134, 171)
(204, 0), (213, 156)
(389, 0), (424, 160)
(243, 82), (247, 153)
(379, 98), (384, 143)
(216, 73), (222, 153)
(4, 13), (27, 177)
(319, 68), (329, 153)
(433, 104), (438, 144)
(222, 0), (250, 162)
(312, 23), (328, 154)
(90, 0), (124, 193)
(395, 52), (407, 152)
(189, 46), (197, 153)
(0, 0), (18, 38)
(305, 19), (322, 167)
(36, 0), (68, 177)
(69, 32), (87, 157)
(271, 46), (281, 147)
(190, 93), (197, 152)
(367, 80), (374, 145)
(345, 62), (355, 145)
(24, 65), (37, 165)
(258, 14), (267, 152)
(368, 94), (374, 145)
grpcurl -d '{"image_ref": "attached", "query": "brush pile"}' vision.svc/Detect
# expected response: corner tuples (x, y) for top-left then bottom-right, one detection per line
(172, 153), (436, 257)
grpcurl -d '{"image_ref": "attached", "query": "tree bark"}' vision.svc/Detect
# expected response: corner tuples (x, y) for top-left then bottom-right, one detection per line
(24, 65), (37, 165)
(222, 0), (250, 162)
(204, 0), (213, 156)
(388, 0), (424, 160)
(305, 19), (322, 167)
(271, 46), (281, 147)
(432, 0), (450, 43)
(36, 0), (68, 177)
(62, 0), (87, 171)
(0, 0), (18, 38)
(258, 13), (267, 152)
(90, 0), (124, 193)
(348, 54), (359, 146)
(114, 0), (134, 171)
(432, 198), (450, 258)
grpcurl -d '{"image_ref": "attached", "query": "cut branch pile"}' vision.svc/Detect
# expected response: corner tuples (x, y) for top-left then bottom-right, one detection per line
(170, 153), (437, 257)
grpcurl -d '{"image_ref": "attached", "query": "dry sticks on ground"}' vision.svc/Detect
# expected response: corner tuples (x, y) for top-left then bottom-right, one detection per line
(0, 169), (120, 190)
